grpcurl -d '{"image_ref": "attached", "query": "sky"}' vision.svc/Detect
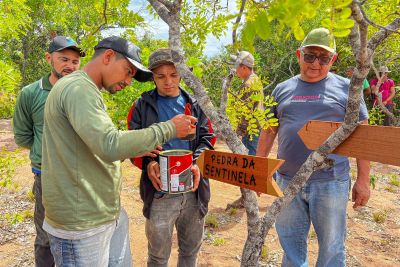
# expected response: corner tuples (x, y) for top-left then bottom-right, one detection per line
(129, 0), (235, 57)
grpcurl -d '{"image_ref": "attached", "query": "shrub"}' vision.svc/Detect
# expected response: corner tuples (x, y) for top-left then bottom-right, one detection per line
(0, 61), (21, 119)
(205, 214), (219, 228)
(212, 237), (226, 246)
(372, 210), (387, 224)
(0, 148), (26, 188)
(388, 174), (399, 187)
(261, 245), (269, 260)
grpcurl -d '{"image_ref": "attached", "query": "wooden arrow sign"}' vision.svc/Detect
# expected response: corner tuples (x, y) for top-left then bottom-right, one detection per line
(197, 150), (285, 197)
(298, 120), (400, 166)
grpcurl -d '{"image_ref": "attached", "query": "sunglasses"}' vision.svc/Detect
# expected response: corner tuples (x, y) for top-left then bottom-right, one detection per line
(301, 50), (333, 65)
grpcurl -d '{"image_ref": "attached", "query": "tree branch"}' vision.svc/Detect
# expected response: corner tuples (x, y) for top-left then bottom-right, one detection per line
(156, 0), (175, 11)
(220, 69), (235, 113)
(148, 0), (172, 24)
(356, 1), (400, 34)
(368, 17), (400, 52)
(232, 0), (246, 45)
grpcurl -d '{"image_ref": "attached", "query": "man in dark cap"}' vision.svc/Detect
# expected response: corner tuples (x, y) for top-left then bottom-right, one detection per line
(41, 36), (198, 266)
(127, 48), (215, 266)
(13, 35), (85, 267)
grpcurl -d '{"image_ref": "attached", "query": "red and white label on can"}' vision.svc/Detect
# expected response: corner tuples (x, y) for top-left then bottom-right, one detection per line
(159, 150), (193, 193)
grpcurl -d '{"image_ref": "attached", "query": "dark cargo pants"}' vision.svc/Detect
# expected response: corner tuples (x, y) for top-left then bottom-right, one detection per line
(33, 173), (55, 267)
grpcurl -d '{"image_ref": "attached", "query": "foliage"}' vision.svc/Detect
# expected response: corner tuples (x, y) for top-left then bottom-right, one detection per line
(241, 0), (354, 51)
(227, 207), (237, 216)
(368, 107), (385, 125)
(0, 0), (31, 40)
(0, 61), (21, 118)
(388, 174), (399, 187)
(212, 237), (226, 246)
(0, 148), (27, 188)
(369, 173), (379, 189)
(372, 209), (388, 224)
(260, 244), (269, 260)
(2, 209), (33, 225)
(205, 213), (219, 228)
(26, 190), (35, 202)
(3, 212), (25, 225)
(201, 52), (232, 106)
(226, 75), (278, 138)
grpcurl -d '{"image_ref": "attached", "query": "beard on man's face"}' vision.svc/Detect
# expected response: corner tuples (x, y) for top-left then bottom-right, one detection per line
(105, 81), (128, 94)
(51, 60), (73, 79)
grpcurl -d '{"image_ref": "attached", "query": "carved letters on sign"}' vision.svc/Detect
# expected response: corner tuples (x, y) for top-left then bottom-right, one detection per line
(197, 150), (284, 197)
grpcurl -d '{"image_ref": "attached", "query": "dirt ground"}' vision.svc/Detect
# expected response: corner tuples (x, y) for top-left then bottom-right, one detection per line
(0, 118), (399, 266)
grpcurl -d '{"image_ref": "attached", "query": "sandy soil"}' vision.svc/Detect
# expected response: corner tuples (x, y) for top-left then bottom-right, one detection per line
(0, 119), (399, 266)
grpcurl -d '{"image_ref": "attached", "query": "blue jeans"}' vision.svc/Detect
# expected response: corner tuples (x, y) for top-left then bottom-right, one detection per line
(242, 134), (260, 155)
(146, 192), (204, 267)
(47, 208), (132, 267)
(275, 174), (350, 267)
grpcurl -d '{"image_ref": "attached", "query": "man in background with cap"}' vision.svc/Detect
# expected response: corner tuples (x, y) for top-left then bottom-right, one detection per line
(127, 48), (215, 267)
(256, 28), (370, 266)
(230, 51), (264, 155)
(13, 35), (85, 267)
(41, 37), (197, 266)
(370, 66), (396, 126)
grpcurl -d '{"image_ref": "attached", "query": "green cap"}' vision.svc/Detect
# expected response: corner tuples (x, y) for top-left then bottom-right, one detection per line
(300, 28), (336, 53)
(148, 48), (176, 70)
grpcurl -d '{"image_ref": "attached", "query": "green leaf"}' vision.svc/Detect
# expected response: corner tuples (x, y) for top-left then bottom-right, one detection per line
(333, 28), (351, 37)
(241, 22), (256, 51)
(255, 12), (271, 40)
(334, 0), (353, 9)
(339, 7), (352, 19)
(334, 19), (355, 29)
(293, 26), (305, 41)
(321, 18), (332, 28)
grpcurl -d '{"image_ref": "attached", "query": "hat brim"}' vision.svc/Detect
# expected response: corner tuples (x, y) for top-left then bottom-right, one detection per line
(126, 58), (153, 82)
(55, 46), (86, 57)
(149, 60), (175, 71)
(302, 44), (335, 54)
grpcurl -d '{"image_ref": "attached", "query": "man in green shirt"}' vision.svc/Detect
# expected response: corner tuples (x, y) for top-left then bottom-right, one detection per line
(13, 36), (85, 267)
(41, 36), (197, 266)
(346, 66), (371, 97)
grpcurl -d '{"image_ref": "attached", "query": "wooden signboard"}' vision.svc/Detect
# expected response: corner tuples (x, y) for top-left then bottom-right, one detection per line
(298, 120), (400, 166)
(196, 150), (285, 197)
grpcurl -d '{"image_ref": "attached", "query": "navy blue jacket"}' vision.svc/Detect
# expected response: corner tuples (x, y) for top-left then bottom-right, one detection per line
(127, 88), (216, 219)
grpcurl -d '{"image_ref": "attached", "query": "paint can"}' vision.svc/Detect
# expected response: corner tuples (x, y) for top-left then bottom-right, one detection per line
(159, 149), (193, 193)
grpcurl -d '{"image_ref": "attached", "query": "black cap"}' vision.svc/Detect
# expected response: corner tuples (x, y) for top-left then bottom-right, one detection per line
(48, 36), (85, 57)
(94, 36), (152, 82)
